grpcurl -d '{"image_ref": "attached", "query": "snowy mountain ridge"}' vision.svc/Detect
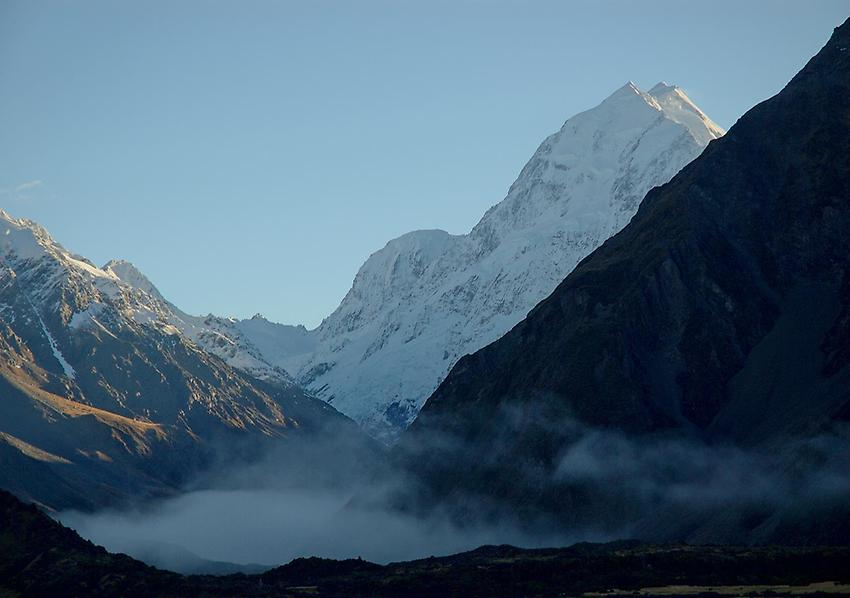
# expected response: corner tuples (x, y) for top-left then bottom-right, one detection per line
(0, 212), (373, 511)
(260, 81), (725, 440)
(0, 210), (294, 387)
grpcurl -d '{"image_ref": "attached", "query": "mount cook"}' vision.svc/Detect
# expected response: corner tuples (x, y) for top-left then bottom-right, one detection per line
(206, 81), (724, 440)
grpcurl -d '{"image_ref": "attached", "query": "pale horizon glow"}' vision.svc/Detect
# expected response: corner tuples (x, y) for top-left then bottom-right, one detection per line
(0, 1), (846, 327)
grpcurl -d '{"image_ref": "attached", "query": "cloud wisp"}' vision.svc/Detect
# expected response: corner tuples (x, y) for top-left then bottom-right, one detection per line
(0, 180), (44, 201)
(57, 406), (850, 574)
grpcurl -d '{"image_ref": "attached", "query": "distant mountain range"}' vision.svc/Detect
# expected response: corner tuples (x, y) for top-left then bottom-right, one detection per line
(103, 79), (721, 442)
(1, 81), (724, 447)
(400, 18), (850, 544)
(0, 211), (372, 510)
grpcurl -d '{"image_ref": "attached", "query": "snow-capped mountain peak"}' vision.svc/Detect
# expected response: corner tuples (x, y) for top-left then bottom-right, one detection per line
(252, 81), (726, 441)
(607, 80), (642, 98)
(646, 81), (725, 145)
(102, 259), (164, 300)
(0, 210), (118, 286)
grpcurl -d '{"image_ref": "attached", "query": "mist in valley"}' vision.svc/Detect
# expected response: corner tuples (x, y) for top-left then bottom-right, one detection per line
(57, 423), (573, 573)
(57, 411), (850, 574)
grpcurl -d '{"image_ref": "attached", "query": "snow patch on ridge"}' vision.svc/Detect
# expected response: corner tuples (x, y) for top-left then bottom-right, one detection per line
(35, 309), (75, 379)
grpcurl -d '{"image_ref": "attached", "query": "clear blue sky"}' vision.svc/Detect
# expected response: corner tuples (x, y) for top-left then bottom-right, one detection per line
(1, 1), (846, 327)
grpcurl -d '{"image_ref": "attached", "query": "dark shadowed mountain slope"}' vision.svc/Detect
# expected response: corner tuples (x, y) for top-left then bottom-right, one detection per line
(2, 490), (850, 598)
(0, 213), (376, 511)
(400, 19), (850, 541)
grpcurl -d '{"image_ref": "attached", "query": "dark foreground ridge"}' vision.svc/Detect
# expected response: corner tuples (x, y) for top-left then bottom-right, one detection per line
(2, 490), (850, 597)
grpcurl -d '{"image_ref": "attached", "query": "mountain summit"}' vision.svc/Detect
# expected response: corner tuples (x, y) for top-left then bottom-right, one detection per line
(256, 81), (723, 440)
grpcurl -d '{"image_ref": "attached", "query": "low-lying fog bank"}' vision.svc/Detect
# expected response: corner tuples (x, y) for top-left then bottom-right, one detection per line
(56, 430), (574, 574)
(58, 417), (850, 574)
(59, 487), (573, 573)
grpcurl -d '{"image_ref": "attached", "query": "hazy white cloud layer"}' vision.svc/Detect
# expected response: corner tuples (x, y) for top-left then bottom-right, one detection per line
(59, 415), (850, 574)
(61, 487), (564, 571)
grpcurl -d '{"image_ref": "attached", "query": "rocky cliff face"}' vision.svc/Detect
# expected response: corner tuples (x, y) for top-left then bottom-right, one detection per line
(265, 82), (723, 441)
(400, 19), (850, 543)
